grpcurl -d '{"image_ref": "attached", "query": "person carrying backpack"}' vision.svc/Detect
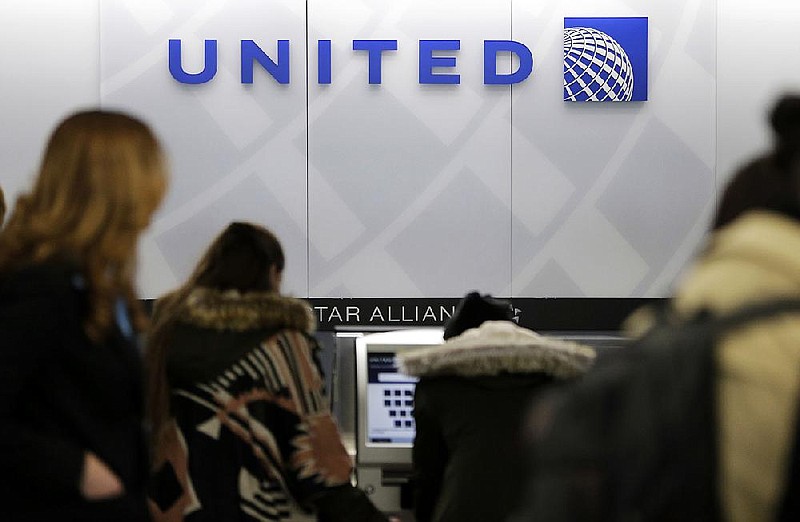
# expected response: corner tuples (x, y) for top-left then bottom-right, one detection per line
(514, 94), (800, 522)
(669, 95), (800, 522)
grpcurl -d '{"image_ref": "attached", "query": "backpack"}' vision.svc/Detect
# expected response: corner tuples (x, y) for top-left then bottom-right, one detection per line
(517, 298), (800, 522)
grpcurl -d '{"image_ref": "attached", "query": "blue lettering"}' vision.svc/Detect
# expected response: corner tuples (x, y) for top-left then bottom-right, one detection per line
(419, 40), (460, 85)
(483, 40), (533, 85)
(168, 38), (536, 86)
(241, 39), (290, 84)
(168, 39), (218, 84)
(353, 40), (398, 84)
(318, 40), (332, 84)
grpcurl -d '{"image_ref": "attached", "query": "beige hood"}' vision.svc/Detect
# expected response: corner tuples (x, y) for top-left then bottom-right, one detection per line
(675, 210), (800, 315)
(397, 321), (595, 380)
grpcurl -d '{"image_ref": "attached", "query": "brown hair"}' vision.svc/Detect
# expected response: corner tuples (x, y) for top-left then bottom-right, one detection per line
(0, 110), (167, 340)
(145, 222), (284, 457)
(714, 94), (800, 230)
(0, 185), (5, 227)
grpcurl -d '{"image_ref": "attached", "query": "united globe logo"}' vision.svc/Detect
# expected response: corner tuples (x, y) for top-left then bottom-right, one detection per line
(564, 17), (648, 102)
(564, 27), (634, 101)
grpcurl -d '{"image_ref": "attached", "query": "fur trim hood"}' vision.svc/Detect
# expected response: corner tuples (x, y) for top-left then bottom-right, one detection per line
(176, 287), (315, 333)
(397, 321), (595, 380)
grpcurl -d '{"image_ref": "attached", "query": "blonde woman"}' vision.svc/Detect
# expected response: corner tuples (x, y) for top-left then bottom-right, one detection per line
(0, 110), (167, 520)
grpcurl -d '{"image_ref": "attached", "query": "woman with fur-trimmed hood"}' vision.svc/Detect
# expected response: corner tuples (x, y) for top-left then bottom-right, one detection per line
(397, 292), (595, 522)
(145, 222), (387, 522)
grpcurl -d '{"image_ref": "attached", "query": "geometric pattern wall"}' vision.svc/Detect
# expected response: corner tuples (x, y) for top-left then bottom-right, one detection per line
(100, 0), (716, 299)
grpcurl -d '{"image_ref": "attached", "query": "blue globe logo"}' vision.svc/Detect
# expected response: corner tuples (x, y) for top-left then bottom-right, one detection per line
(564, 27), (634, 102)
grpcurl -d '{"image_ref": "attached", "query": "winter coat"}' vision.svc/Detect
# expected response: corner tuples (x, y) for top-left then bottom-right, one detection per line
(397, 321), (595, 522)
(671, 211), (800, 522)
(0, 261), (150, 521)
(148, 288), (386, 522)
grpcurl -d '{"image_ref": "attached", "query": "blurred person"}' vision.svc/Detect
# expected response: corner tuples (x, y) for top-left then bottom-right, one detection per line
(0, 110), (168, 520)
(667, 94), (800, 520)
(517, 94), (800, 522)
(145, 222), (389, 522)
(396, 292), (595, 522)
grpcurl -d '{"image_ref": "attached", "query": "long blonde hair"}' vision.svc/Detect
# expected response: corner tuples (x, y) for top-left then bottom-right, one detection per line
(0, 110), (168, 341)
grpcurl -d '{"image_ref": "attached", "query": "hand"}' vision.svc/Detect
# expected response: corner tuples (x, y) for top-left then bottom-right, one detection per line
(80, 452), (124, 500)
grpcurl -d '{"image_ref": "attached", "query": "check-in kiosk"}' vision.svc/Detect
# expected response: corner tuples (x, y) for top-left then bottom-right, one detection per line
(353, 329), (444, 514)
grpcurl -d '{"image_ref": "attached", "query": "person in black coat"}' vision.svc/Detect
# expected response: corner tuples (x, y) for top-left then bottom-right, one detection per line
(0, 110), (168, 520)
(396, 292), (595, 522)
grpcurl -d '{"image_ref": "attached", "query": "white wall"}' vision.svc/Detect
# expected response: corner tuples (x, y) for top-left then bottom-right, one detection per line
(717, 0), (800, 184)
(100, 0), (310, 297)
(1, 0), (798, 299)
(0, 0), (99, 197)
(511, 0), (715, 298)
(306, 0), (513, 298)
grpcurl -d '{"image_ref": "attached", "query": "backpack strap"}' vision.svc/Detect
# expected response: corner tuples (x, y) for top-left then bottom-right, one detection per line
(701, 297), (800, 334)
(619, 296), (800, 521)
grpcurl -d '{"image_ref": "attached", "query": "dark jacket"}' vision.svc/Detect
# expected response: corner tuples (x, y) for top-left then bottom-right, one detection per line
(397, 321), (595, 522)
(149, 288), (386, 522)
(0, 262), (150, 521)
(514, 212), (800, 522)
(515, 298), (800, 522)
